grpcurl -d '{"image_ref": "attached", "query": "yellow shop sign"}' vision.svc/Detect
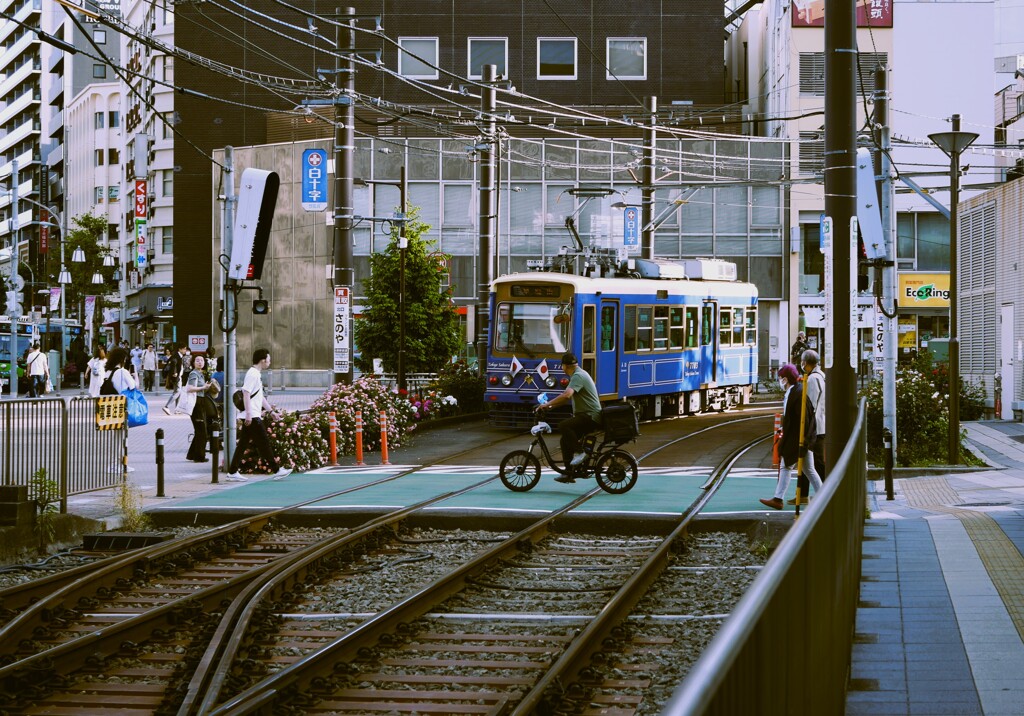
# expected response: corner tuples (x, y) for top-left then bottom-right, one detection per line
(899, 273), (950, 308)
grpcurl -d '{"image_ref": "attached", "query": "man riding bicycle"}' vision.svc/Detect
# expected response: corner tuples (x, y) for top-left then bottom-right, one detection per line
(534, 352), (602, 483)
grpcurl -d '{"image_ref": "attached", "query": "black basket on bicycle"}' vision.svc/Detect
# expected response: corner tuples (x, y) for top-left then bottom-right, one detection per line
(601, 403), (639, 444)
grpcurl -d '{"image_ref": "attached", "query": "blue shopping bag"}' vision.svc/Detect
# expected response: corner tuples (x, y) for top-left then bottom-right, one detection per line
(122, 387), (149, 428)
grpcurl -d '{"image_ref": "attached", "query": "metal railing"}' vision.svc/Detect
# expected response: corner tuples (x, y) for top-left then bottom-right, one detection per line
(661, 399), (867, 716)
(0, 396), (128, 513)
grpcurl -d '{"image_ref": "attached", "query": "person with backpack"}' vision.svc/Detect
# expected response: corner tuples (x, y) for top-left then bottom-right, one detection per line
(759, 363), (822, 510)
(101, 347), (136, 394)
(225, 348), (292, 482)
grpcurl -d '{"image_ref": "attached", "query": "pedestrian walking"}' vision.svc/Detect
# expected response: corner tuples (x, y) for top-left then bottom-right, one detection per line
(87, 345), (108, 398)
(760, 363), (823, 510)
(103, 347), (136, 393)
(790, 331), (809, 365)
(793, 348), (827, 504)
(181, 354), (216, 463)
(130, 343), (144, 381)
(162, 344), (187, 414)
(142, 343), (158, 391)
(226, 348), (292, 482)
(26, 342), (48, 397)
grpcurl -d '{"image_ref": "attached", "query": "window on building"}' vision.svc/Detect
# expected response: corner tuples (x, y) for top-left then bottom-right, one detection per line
(92, 64), (106, 79)
(468, 37), (507, 79)
(94, 149), (104, 166)
(108, 185), (120, 201)
(398, 38), (439, 79)
(607, 38), (646, 80)
(94, 186), (104, 204)
(94, 29), (106, 44)
(162, 227), (173, 253)
(163, 56), (174, 83)
(109, 111), (119, 128)
(162, 169), (173, 197)
(538, 38), (576, 79)
(94, 112), (104, 129)
(108, 148), (119, 164)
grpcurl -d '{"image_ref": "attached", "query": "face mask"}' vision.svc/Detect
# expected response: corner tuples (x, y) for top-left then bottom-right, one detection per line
(778, 378), (787, 390)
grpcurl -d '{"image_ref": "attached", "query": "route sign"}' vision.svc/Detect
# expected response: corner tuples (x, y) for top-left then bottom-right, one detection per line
(623, 207), (639, 248)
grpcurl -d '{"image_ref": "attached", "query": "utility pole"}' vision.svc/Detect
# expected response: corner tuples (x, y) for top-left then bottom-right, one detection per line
(642, 96), (657, 260)
(222, 146), (237, 468)
(824, 0), (859, 455)
(397, 165), (408, 393)
(332, 7), (356, 385)
(476, 64), (497, 371)
(873, 65), (897, 460)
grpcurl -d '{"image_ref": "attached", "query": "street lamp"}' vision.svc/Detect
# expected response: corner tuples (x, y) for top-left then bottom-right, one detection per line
(929, 113), (978, 465)
(353, 166), (409, 391)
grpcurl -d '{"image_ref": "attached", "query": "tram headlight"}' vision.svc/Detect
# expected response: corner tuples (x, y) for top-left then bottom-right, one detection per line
(500, 374), (513, 386)
(544, 376), (557, 388)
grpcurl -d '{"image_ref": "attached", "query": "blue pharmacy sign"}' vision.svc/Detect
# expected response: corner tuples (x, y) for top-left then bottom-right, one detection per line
(301, 149), (329, 212)
(623, 207), (640, 248)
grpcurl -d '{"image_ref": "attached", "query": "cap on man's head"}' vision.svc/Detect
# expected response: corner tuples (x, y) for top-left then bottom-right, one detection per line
(561, 352), (578, 367)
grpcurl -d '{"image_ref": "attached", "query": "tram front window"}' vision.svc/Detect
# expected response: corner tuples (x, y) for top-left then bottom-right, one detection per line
(494, 302), (570, 356)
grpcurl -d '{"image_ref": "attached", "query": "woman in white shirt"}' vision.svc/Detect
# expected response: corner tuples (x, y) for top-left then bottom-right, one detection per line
(105, 347), (137, 393)
(87, 345), (108, 398)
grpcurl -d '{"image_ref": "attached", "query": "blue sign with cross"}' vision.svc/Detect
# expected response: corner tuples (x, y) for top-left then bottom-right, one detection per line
(301, 149), (328, 212)
(623, 207), (640, 248)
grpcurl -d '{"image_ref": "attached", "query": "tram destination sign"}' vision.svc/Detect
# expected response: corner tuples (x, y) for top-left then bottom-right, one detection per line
(510, 285), (561, 298)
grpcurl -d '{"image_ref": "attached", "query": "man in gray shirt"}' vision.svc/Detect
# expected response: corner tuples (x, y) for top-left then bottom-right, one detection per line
(535, 352), (602, 483)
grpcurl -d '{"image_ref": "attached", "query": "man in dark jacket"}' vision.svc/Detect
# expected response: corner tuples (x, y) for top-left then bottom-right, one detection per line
(760, 363), (822, 510)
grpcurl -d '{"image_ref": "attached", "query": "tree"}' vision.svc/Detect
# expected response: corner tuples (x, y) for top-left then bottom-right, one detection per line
(62, 214), (111, 313)
(354, 207), (462, 374)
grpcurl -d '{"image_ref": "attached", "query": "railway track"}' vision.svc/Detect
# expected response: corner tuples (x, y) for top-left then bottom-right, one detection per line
(0, 414), (773, 714)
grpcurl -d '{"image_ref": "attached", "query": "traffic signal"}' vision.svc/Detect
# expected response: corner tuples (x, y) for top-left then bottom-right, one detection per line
(228, 168), (280, 281)
(4, 275), (24, 319)
(253, 299), (269, 315)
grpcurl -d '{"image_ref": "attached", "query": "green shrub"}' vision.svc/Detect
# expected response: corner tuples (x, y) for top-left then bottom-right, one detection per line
(429, 360), (485, 414)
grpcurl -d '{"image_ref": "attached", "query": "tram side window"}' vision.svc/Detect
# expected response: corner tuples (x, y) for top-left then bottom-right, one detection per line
(701, 306), (713, 346)
(719, 309), (732, 347)
(624, 306), (637, 352)
(669, 307), (683, 348)
(732, 308), (744, 346)
(745, 308), (757, 345)
(653, 306), (669, 350)
(583, 305), (595, 354)
(637, 306), (652, 351)
(685, 307), (699, 348)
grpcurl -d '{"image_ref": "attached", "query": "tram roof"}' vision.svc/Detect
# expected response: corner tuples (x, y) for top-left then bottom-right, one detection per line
(491, 272), (758, 298)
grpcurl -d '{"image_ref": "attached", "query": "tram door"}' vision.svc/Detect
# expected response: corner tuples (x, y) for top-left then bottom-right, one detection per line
(597, 301), (619, 397)
(702, 301), (718, 385)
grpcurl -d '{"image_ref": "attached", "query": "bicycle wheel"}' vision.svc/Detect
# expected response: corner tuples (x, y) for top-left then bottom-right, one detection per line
(499, 450), (542, 492)
(594, 449), (639, 494)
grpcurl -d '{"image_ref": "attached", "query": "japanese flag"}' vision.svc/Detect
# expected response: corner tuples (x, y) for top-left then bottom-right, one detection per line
(536, 358), (549, 380)
(510, 355), (523, 377)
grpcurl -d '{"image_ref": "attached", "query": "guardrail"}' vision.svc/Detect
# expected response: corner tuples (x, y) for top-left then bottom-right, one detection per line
(0, 396), (128, 513)
(662, 399), (867, 715)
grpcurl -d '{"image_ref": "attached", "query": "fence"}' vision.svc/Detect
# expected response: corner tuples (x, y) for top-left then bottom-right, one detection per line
(661, 400), (867, 715)
(0, 396), (128, 513)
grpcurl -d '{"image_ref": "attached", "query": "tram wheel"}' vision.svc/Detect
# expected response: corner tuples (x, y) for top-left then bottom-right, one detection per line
(499, 450), (542, 492)
(595, 449), (639, 494)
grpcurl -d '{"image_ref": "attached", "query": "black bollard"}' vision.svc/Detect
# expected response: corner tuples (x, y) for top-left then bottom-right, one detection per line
(211, 429), (220, 484)
(155, 428), (165, 497)
(883, 427), (894, 501)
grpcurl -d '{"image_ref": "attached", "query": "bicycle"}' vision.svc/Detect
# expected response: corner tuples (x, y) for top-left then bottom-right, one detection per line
(499, 405), (640, 494)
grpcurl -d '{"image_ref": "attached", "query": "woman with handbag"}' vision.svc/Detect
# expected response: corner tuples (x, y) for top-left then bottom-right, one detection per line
(104, 347), (136, 393)
(87, 345), (108, 398)
(182, 354), (215, 462)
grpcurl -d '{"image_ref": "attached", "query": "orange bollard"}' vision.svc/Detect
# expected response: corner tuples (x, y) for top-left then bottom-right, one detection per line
(355, 411), (365, 465)
(329, 412), (338, 466)
(772, 412), (781, 468)
(379, 410), (391, 465)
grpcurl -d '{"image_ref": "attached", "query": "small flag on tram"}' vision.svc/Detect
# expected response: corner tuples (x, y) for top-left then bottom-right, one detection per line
(536, 358), (549, 379)
(509, 355), (523, 377)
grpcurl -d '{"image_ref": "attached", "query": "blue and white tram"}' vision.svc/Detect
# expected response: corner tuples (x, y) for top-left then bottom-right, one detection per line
(484, 257), (758, 426)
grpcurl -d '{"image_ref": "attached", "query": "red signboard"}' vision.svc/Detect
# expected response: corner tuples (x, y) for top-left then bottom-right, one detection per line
(39, 209), (49, 253)
(134, 180), (147, 219)
(792, 0), (893, 27)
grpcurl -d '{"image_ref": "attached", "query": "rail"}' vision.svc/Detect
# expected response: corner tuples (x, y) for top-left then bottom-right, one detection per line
(661, 399), (867, 716)
(0, 396), (128, 512)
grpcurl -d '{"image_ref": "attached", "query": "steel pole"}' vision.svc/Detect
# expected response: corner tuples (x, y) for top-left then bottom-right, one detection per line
(948, 115), (961, 465)
(476, 64), (497, 371)
(332, 7), (356, 385)
(398, 165), (407, 392)
(642, 96), (657, 260)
